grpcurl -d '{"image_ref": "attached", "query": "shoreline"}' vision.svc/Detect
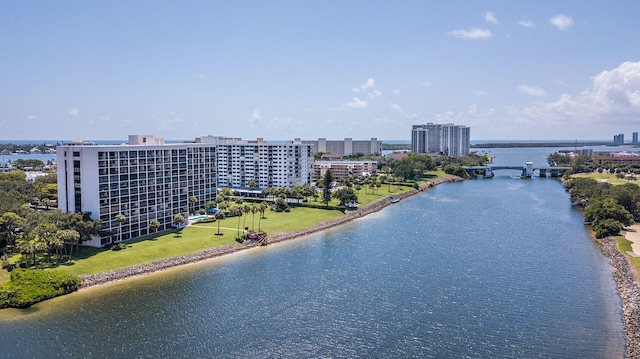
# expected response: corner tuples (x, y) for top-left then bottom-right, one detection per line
(80, 177), (459, 289)
(595, 234), (640, 358)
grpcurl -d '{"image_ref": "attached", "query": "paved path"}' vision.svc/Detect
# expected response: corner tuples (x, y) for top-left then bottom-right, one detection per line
(625, 224), (640, 256)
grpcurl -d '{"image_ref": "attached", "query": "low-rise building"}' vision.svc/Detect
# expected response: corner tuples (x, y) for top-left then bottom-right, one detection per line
(312, 160), (377, 181)
(592, 152), (640, 166)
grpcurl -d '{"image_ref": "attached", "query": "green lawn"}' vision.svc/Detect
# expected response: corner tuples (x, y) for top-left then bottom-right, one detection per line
(616, 236), (640, 273)
(9, 170), (450, 280)
(54, 206), (344, 277)
(572, 172), (639, 186)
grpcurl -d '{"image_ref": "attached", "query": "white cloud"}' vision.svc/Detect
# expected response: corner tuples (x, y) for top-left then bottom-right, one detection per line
(353, 78), (375, 92)
(268, 116), (292, 129)
(345, 97), (368, 108)
(518, 85), (547, 97)
(390, 102), (404, 113)
(25, 114), (37, 120)
(485, 11), (498, 25)
(450, 61), (640, 138)
(518, 20), (535, 28)
(448, 28), (492, 40)
(369, 90), (383, 98)
(550, 14), (574, 31)
(392, 89), (400, 95)
(69, 107), (79, 116)
(157, 117), (184, 130)
(251, 108), (261, 122)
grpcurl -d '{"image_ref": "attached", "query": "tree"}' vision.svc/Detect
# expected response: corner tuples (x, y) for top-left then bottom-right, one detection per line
(593, 218), (625, 239)
(584, 198), (634, 227)
(57, 229), (80, 260)
(173, 214), (185, 236)
(333, 187), (358, 206)
(188, 196), (198, 215)
(273, 197), (289, 212)
(35, 222), (62, 260)
(230, 206), (243, 238)
(0, 211), (23, 250)
(258, 202), (268, 231)
(248, 179), (257, 197)
(149, 219), (160, 233)
(214, 211), (226, 235)
(250, 204), (258, 231)
(17, 236), (46, 268)
(242, 204), (251, 231)
(115, 213), (127, 243)
(322, 169), (333, 205)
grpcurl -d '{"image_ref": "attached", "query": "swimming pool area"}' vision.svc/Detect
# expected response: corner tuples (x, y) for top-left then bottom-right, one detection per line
(188, 215), (210, 223)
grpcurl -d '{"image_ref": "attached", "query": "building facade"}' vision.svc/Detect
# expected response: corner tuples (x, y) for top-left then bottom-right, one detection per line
(302, 138), (382, 156)
(411, 123), (470, 156)
(58, 135), (313, 247)
(613, 133), (625, 144)
(633, 132), (638, 144)
(312, 160), (377, 181)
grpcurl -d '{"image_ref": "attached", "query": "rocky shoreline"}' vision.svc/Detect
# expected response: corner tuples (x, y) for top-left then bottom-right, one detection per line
(595, 236), (640, 358)
(80, 177), (459, 289)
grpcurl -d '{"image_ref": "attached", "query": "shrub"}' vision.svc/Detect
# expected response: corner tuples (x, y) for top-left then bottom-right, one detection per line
(0, 269), (81, 308)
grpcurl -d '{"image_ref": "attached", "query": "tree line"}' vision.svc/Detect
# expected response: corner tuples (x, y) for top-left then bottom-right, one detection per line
(565, 178), (638, 238)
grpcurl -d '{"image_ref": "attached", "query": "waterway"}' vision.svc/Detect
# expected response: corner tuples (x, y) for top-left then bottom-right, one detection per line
(0, 147), (629, 358)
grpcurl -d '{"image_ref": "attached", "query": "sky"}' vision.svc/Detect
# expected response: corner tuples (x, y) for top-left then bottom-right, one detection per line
(1, 1), (640, 142)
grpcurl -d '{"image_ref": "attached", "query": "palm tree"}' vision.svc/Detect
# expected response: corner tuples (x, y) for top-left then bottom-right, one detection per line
(242, 204), (251, 232)
(188, 196), (198, 215)
(250, 204), (258, 231)
(17, 236), (46, 268)
(230, 206), (243, 238)
(149, 219), (160, 233)
(214, 211), (226, 235)
(248, 179), (257, 197)
(57, 229), (80, 260)
(258, 202), (268, 232)
(115, 213), (126, 243)
(173, 214), (185, 236)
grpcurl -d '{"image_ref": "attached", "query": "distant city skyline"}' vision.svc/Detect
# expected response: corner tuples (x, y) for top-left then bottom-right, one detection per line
(2, 1), (640, 141)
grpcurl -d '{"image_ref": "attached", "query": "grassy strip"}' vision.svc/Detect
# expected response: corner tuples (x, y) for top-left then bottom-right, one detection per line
(615, 236), (640, 273)
(571, 172), (638, 186)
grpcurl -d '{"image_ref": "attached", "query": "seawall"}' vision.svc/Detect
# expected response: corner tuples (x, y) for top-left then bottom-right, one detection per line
(595, 236), (640, 358)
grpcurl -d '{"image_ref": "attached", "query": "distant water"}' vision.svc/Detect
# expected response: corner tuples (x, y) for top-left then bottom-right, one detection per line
(0, 147), (625, 358)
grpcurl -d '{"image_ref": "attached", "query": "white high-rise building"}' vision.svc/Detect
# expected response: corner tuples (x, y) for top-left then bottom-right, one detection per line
(302, 138), (382, 156)
(58, 135), (313, 247)
(411, 123), (470, 156)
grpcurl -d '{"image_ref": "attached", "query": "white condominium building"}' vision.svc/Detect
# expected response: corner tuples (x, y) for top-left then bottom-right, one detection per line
(411, 123), (470, 156)
(195, 136), (313, 190)
(58, 135), (313, 247)
(302, 138), (382, 156)
(312, 161), (377, 181)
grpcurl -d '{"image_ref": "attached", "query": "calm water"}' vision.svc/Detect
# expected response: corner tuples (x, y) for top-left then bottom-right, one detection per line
(0, 148), (626, 358)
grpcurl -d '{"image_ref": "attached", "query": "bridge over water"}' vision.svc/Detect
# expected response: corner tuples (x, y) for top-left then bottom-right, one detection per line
(462, 162), (570, 178)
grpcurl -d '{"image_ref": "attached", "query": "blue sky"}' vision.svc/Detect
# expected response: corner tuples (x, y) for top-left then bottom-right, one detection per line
(2, 1), (639, 142)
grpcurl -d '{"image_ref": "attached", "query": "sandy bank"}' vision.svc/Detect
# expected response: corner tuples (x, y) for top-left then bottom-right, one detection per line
(80, 177), (459, 289)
